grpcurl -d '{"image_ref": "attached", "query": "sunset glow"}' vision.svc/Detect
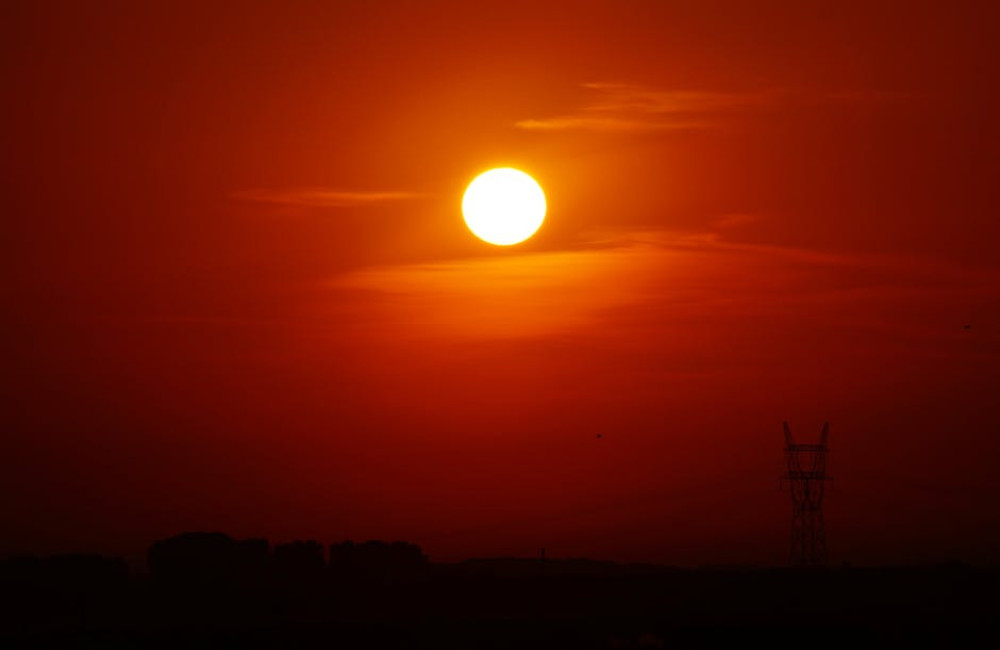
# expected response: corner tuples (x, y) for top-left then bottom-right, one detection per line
(4, 1), (1000, 577)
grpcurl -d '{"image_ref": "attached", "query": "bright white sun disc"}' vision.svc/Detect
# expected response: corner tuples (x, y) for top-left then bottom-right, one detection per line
(462, 168), (546, 246)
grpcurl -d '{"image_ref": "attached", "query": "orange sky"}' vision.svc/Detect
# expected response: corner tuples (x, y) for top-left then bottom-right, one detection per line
(3, 1), (1000, 566)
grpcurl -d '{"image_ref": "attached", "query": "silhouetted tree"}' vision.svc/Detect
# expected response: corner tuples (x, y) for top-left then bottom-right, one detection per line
(274, 540), (325, 577)
(148, 532), (269, 586)
(329, 540), (427, 582)
(236, 537), (270, 569)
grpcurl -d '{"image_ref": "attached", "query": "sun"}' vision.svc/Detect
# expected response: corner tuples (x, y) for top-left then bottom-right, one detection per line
(462, 168), (546, 246)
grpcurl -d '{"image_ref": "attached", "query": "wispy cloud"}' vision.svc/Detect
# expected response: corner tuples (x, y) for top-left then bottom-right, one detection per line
(515, 83), (897, 133)
(323, 228), (1000, 349)
(516, 83), (775, 133)
(711, 213), (763, 231)
(233, 188), (423, 208)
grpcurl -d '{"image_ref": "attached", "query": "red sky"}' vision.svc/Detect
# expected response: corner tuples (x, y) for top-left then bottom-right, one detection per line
(3, 1), (1000, 567)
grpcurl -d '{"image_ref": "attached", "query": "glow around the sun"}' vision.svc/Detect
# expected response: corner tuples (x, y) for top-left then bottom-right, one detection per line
(462, 168), (546, 246)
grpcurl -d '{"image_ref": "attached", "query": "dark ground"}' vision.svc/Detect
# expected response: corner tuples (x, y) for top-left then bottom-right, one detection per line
(2, 538), (997, 648)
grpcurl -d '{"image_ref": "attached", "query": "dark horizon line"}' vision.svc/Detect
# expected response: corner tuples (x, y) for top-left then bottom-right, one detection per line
(2, 530), (996, 572)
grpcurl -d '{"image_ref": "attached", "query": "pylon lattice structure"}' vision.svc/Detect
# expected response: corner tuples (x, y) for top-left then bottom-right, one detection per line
(781, 421), (831, 567)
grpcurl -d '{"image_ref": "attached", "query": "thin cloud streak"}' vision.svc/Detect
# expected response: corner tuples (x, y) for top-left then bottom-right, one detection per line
(325, 230), (1000, 348)
(516, 83), (894, 133)
(233, 188), (424, 208)
(516, 83), (775, 132)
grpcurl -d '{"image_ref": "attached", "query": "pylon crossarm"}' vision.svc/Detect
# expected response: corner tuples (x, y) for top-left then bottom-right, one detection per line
(783, 471), (829, 480)
(785, 444), (826, 452)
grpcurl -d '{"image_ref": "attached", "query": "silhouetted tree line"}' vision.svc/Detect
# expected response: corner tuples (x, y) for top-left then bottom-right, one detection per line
(2, 535), (997, 648)
(0, 533), (428, 625)
(146, 532), (428, 585)
(0, 533), (434, 638)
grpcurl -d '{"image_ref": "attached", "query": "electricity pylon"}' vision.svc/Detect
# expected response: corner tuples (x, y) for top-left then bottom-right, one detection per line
(781, 421), (831, 567)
